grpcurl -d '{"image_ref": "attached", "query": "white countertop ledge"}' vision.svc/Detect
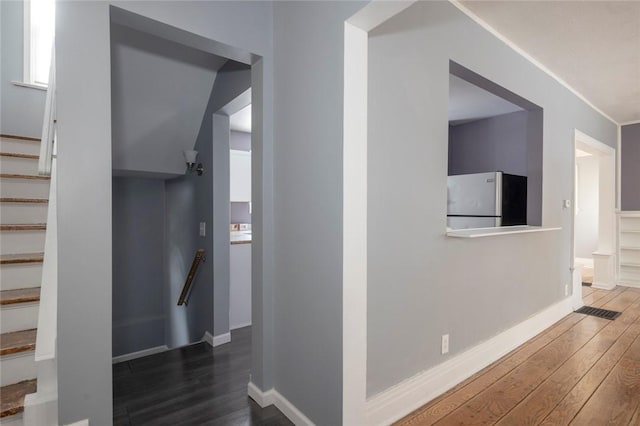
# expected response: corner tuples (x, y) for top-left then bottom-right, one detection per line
(447, 225), (562, 239)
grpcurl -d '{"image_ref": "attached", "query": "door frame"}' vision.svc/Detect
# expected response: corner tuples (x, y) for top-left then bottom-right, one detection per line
(571, 129), (617, 308)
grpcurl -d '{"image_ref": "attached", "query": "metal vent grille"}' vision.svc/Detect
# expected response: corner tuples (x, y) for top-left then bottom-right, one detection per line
(575, 306), (621, 320)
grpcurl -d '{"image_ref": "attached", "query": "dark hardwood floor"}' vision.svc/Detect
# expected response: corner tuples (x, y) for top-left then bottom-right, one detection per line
(113, 327), (292, 426)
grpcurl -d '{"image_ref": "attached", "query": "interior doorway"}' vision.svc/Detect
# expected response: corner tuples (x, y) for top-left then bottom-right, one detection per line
(572, 130), (616, 308)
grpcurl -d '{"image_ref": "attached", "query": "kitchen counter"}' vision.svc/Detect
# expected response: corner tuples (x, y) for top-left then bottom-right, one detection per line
(231, 231), (252, 244)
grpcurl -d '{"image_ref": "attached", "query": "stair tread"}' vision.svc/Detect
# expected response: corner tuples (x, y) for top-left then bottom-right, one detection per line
(0, 224), (46, 231)
(0, 329), (36, 356)
(0, 379), (37, 418)
(0, 288), (40, 305)
(0, 173), (50, 181)
(0, 152), (39, 160)
(0, 253), (44, 265)
(0, 134), (41, 142)
(0, 197), (48, 204)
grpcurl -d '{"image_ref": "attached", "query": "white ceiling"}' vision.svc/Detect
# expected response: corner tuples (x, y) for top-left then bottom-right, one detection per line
(459, 0), (640, 125)
(230, 104), (252, 133)
(449, 74), (523, 125)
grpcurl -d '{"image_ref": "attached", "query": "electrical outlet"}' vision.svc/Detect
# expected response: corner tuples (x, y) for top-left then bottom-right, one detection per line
(565, 283), (569, 296)
(441, 334), (449, 354)
(199, 222), (206, 237)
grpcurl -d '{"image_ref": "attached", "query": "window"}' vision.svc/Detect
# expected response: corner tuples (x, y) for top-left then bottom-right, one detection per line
(447, 61), (543, 230)
(24, 0), (55, 86)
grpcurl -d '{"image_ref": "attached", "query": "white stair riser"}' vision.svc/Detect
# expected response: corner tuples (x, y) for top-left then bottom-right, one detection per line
(0, 157), (38, 175)
(0, 138), (41, 156)
(0, 179), (50, 198)
(0, 413), (24, 425)
(0, 264), (42, 291)
(0, 303), (39, 334)
(0, 351), (36, 386)
(0, 203), (48, 224)
(0, 231), (45, 255)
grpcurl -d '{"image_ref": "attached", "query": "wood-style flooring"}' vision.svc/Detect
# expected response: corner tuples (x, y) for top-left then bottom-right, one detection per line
(397, 286), (640, 425)
(113, 327), (292, 426)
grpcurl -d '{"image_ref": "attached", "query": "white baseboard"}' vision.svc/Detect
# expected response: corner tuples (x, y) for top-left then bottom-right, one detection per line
(202, 331), (231, 348)
(618, 281), (640, 289)
(112, 345), (168, 363)
(247, 382), (314, 426)
(365, 297), (574, 426)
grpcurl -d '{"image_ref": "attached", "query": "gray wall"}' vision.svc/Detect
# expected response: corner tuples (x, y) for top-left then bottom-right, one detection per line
(272, 2), (366, 424)
(112, 177), (166, 356)
(449, 111), (529, 176)
(0, 0), (46, 137)
(367, 0), (617, 397)
(110, 23), (225, 177)
(231, 202), (251, 224)
(622, 123), (640, 211)
(574, 156), (599, 259)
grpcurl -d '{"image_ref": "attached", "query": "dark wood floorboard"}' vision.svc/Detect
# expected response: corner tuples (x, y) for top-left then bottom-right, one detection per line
(113, 327), (292, 426)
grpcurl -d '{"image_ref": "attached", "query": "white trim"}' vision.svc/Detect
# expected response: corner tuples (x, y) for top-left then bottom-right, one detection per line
(364, 298), (573, 426)
(11, 80), (48, 91)
(202, 331), (231, 347)
(618, 281), (640, 289)
(111, 345), (168, 363)
(620, 120), (640, 127)
(247, 382), (315, 426)
(617, 125), (622, 212)
(446, 226), (561, 239)
(449, 0), (618, 126)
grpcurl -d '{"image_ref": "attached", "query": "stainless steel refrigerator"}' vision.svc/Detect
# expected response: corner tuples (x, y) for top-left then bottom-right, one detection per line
(447, 171), (527, 229)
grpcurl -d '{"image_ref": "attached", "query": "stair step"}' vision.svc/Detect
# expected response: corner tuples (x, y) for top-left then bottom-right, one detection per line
(0, 175), (50, 198)
(0, 153), (39, 160)
(0, 228), (46, 256)
(0, 198), (47, 204)
(0, 197), (49, 225)
(1, 300), (39, 334)
(0, 135), (40, 155)
(0, 288), (40, 305)
(0, 379), (37, 418)
(0, 329), (36, 356)
(0, 173), (49, 181)
(0, 264), (43, 292)
(0, 134), (41, 142)
(0, 254), (44, 265)
(0, 153), (39, 175)
(0, 224), (46, 232)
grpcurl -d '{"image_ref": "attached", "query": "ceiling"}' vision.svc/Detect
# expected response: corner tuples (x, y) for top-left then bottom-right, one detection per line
(458, 0), (640, 125)
(449, 74), (523, 125)
(231, 104), (252, 133)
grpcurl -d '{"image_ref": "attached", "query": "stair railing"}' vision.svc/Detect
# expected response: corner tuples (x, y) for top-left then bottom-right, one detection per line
(177, 249), (206, 305)
(38, 44), (55, 177)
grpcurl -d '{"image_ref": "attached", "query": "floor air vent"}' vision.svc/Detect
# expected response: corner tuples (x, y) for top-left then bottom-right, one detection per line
(575, 306), (621, 320)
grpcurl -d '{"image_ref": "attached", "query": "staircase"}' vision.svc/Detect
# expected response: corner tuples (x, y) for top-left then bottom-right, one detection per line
(0, 134), (49, 425)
